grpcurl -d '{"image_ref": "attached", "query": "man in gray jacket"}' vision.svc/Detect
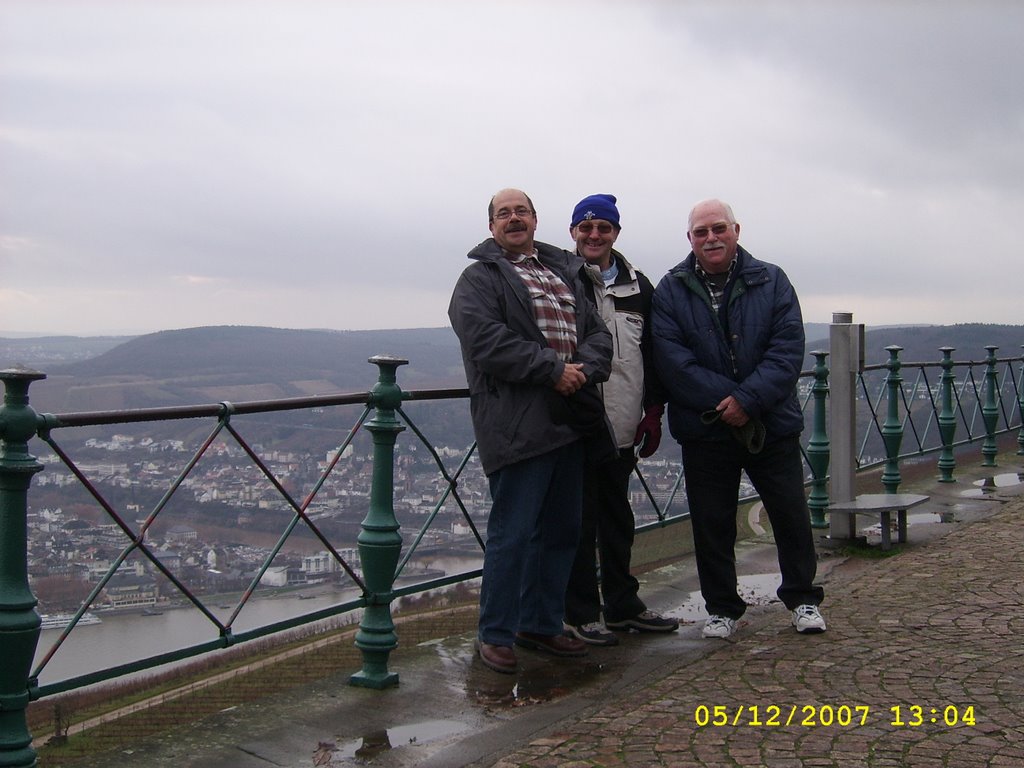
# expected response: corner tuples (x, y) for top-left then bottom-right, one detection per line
(448, 188), (613, 674)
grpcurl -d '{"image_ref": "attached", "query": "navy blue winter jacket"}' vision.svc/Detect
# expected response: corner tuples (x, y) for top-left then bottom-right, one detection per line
(650, 245), (805, 444)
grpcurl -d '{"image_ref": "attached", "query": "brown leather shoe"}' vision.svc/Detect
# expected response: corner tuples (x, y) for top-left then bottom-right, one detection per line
(477, 641), (517, 674)
(514, 631), (588, 657)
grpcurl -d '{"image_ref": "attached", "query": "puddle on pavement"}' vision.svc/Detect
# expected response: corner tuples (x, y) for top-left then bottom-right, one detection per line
(427, 635), (611, 710)
(328, 719), (469, 763)
(467, 655), (607, 708)
(959, 472), (1024, 498)
(666, 573), (783, 623)
(859, 510), (954, 540)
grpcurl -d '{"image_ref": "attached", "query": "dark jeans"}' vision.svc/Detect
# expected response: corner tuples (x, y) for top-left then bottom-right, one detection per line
(681, 435), (824, 619)
(565, 448), (646, 625)
(479, 441), (584, 647)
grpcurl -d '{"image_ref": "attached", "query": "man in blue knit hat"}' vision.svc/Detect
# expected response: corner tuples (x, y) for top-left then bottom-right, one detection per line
(563, 193), (679, 646)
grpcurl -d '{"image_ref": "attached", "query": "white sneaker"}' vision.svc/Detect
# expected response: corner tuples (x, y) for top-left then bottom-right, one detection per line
(702, 615), (736, 639)
(792, 604), (827, 633)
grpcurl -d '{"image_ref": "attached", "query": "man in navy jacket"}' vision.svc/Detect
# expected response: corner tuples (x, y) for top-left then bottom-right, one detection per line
(651, 199), (826, 639)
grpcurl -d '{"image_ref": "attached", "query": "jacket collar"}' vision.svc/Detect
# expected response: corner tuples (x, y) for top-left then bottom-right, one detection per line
(675, 244), (754, 277)
(580, 249), (638, 283)
(468, 238), (575, 271)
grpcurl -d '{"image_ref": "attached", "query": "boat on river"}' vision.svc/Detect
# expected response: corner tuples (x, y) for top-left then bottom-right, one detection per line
(39, 612), (102, 630)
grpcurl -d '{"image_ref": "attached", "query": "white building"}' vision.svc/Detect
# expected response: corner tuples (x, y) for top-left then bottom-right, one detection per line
(259, 566), (290, 587)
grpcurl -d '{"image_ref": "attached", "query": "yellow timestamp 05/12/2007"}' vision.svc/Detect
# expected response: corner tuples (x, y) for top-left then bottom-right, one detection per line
(692, 704), (978, 728)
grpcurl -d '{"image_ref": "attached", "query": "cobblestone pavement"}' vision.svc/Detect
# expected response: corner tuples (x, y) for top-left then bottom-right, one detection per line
(43, 459), (1024, 768)
(487, 467), (1024, 768)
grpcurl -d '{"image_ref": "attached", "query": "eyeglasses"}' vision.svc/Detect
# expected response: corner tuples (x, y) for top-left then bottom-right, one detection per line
(492, 206), (534, 221)
(576, 222), (614, 235)
(690, 223), (732, 239)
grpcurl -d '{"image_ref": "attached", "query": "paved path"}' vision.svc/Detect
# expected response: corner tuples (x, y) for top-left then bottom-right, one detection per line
(48, 457), (1024, 768)
(484, 465), (1024, 768)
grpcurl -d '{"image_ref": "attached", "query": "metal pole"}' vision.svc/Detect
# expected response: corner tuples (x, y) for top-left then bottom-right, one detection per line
(937, 347), (957, 482)
(0, 367), (46, 767)
(806, 351), (830, 528)
(1018, 346), (1024, 456)
(981, 345), (999, 467)
(881, 346), (905, 494)
(828, 312), (862, 540)
(350, 356), (407, 689)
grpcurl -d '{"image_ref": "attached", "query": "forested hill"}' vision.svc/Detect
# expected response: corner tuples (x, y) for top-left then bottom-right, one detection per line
(3, 323), (1021, 415)
(51, 326), (464, 387)
(821, 323), (1023, 367)
(13, 326), (466, 414)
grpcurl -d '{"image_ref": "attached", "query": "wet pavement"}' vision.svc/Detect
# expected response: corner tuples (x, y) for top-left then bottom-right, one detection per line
(52, 457), (1024, 767)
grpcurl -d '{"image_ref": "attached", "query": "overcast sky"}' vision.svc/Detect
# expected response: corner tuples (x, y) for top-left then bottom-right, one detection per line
(2, 0), (1021, 338)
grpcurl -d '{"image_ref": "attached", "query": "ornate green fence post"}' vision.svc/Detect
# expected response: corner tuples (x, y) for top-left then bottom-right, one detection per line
(1018, 346), (1024, 456)
(881, 345), (904, 494)
(806, 351), (830, 528)
(981, 345), (999, 467)
(0, 367), (46, 767)
(350, 356), (407, 689)
(937, 347), (958, 482)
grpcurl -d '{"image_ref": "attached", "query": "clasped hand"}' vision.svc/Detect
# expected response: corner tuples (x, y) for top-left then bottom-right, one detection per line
(554, 363), (586, 396)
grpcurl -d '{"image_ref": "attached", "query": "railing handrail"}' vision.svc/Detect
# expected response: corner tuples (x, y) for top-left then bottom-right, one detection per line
(2, 336), (1023, 763)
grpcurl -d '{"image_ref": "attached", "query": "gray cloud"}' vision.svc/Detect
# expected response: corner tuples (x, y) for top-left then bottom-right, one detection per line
(2, 0), (1021, 335)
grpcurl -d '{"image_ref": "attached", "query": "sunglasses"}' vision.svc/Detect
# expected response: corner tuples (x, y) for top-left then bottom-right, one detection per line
(576, 222), (614, 235)
(690, 223), (732, 239)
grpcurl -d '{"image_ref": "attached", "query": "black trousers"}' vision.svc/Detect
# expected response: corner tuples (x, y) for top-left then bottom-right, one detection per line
(565, 448), (647, 625)
(681, 435), (824, 619)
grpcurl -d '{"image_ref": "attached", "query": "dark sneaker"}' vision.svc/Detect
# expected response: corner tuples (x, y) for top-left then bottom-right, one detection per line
(564, 621), (620, 646)
(606, 610), (680, 633)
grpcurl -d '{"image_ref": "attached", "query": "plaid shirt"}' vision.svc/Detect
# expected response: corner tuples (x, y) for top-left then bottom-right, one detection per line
(507, 250), (577, 362)
(695, 258), (736, 314)
(696, 257), (738, 374)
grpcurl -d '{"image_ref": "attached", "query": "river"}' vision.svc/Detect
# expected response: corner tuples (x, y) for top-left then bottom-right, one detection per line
(32, 555), (482, 689)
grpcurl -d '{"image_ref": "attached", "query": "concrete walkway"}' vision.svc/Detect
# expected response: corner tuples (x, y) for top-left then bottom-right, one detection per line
(57, 455), (1024, 768)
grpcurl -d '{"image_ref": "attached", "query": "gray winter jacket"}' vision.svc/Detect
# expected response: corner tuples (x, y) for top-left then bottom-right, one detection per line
(580, 251), (664, 449)
(448, 238), (613, 475)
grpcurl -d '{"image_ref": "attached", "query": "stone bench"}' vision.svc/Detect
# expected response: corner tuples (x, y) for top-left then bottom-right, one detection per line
(827, 493), (930, 550)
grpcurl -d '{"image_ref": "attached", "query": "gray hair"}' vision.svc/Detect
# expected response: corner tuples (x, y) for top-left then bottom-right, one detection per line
(687, 199), (737, 230)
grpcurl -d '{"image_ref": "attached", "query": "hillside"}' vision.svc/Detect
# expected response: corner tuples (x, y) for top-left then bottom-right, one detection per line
(859, 323), (1023, 365)
(5, 323), (1021, 416)
(802, 323), (1024, 369)
(16, 326), (466, 414)
(0, 335), (132, 366)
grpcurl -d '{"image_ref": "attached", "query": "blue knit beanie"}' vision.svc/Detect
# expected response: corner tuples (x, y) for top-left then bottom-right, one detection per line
(570, 194), (621, 229)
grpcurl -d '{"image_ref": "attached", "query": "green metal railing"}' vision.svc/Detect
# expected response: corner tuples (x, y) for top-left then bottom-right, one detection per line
(1, 339), (1023, 765)
(853, 345), (1023, 476)
(798, 343), (1024, 527)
